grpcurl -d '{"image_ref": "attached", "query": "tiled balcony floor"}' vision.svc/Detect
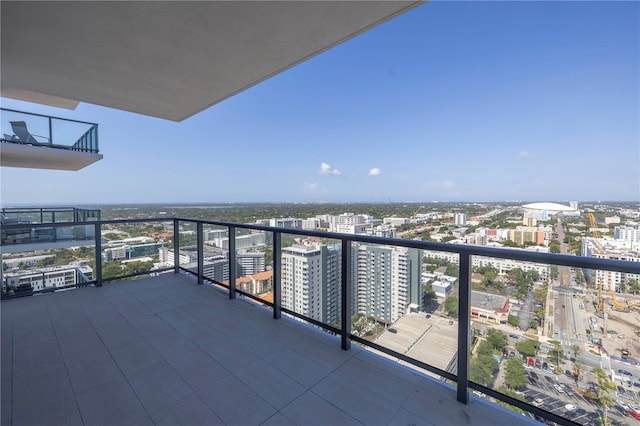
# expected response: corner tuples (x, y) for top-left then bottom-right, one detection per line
(1, 274), (536, 426)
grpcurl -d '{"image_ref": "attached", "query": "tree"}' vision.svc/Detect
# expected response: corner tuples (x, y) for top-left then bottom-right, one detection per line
(470, 354), (498, 386)
(423, 284), (437, 309)
(504, 357), (527, 390)
(628, 278), (640, 295)
(507, 314), (519, 328)
(444, 296), (458, 316)
(618, 281), (627, 294)
(515, 339), (539, 358)
(485, 329), (507, 351)
(572, 362), (583, 388)
(571, 343), (582, 360)
(593, 367), (616, 424)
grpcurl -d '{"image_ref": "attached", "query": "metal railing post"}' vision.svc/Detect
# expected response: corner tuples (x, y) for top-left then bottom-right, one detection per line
(48, 117), (53, 146)
(272, 231), (282, 319)
(173, 219), (180, 274)
(457, 251), (471, 404)
(94, 222), (102, 287)
(341, 239), (352, 350)
(197, 221), (203, 284)
(228, 226), (237, 299)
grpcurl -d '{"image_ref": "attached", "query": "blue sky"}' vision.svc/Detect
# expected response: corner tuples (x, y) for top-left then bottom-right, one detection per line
(1, 1), (638, 205)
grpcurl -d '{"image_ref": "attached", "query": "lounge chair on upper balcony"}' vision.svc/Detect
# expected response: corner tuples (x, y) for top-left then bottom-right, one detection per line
(10, 121), (49, 144)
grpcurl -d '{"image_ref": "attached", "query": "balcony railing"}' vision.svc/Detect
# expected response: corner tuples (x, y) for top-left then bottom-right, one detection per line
(2, 216), (639, 426)
(0, 108), (99, 153)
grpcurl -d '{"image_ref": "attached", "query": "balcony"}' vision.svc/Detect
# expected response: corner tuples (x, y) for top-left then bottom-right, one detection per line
(2, 216), (639, 426)
(0, 108), (102, 170)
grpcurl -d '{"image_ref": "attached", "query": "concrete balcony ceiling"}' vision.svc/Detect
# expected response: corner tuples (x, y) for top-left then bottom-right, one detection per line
(1, 1), (422, 122)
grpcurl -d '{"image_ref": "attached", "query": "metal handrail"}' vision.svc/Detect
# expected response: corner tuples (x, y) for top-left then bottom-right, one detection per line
(2, 215), (638, 426)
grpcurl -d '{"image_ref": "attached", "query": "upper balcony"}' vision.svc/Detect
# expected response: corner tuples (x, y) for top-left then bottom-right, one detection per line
(3, 215), (639, 426)
(0, 108), (102, 171)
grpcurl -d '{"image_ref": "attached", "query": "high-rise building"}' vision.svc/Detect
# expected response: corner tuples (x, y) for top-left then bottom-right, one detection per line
(614, 226), (640, 243)
(353, 244), (421, 323)
(281, 244), (341, 325)
(454, 213), (467, 226)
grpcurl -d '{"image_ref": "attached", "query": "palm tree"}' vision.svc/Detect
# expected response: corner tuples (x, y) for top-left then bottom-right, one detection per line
(571, 343), (582, 360)
(572, 362), (582, 388)
(628, 278), (640, 295)
(592, 367), (616, 424)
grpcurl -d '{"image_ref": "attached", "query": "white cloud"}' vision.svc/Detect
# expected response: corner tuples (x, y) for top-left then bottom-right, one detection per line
(516, 150), (535, 160)
(304, 182), (327, 194)
(368, 168), (381, 176)
(318, 162), (341, 176)
(426, 180), (456, 189)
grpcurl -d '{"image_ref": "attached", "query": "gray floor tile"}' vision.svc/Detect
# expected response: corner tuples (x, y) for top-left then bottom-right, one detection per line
(84, 302), (125, 329)
(280, 391), (362, 426)
(235, 360), (306, 409)
(260, 412), (296, 426)
(76, 376), (148, 426)
(1, 348), (12, 382)
(128, 362), (192, 413)
(136, 295), (178, 313)
(387, 408), (433, 426)
(12, 321), (55, 350)
(150, 392), (224, 426)
(2, 379), (11, 426)
(312, 373), (400, 426)
(58, 329), (109, 365)
(96, 320), (143, 349)
(66, 350), (123, 394)
(336, 356), (414, 405)
(50, 311), (94, 338)
(12, 365), (75, 422)
(262, 343), (332, 388)
(196, 334), (260, 372)
(108, 339), (164, 376)
(162, 345), (231, 391)
(12, 339), (63, 378)
(198, 375), (276, 425)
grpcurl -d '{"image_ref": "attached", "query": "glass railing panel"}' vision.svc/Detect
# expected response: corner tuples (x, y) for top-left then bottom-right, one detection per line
(232, 228), (270, 302)
(1, 109), (50, 144)
(2, 224), (96, 298)
(1, 108), (98, 152)
(175, 219), (197, 275)
(100, 220), (164, 282)
(279, 232), (342, 330)
(201, 224), (230, 287)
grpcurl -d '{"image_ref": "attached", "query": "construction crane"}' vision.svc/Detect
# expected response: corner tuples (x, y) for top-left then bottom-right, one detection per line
(589, 212), (606, 315)
(411, 206), (424, 219)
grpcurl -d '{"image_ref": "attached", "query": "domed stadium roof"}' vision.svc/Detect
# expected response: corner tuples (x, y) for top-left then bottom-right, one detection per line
(522, 202), (576, 213)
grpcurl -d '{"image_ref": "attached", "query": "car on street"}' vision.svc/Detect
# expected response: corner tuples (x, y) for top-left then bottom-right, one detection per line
(616, 400), (630, 411)
(618, 369), (633, 377)
(629, 405), (640, 420)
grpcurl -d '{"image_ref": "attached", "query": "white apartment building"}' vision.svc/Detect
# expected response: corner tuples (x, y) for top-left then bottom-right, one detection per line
(269, 218), (303, 229)
(422, 249), (549, 281)
(209, 233), (266, 250)
(281, 244), (341, 325)
(3, 263), (93, 292)
(353, 244), (421, 323)
(581, 237), (640, 291)
(615, 226), (640, 243)
(383, 217), (410, 227)
(454, 213), (467, 226)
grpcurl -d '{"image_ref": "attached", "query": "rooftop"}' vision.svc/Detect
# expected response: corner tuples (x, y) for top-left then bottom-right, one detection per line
(1, 273), (534, 426)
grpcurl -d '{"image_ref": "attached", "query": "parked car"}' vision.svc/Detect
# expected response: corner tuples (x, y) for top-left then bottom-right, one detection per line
(628, 405), (640, 420)
(618, 369), (633, 377)
(528, 371), (539, 381)
(554, 384), (565, 393)
(616, 400), (630, 411)
(532, 397), (545, 407)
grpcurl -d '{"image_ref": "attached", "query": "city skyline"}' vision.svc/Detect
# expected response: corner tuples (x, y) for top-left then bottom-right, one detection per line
(1, 1), (638, 204)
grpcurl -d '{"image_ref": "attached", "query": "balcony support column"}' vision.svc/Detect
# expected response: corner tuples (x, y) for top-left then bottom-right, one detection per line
(197, 222), (203, 284)
(94, 222), (102, 287)
(272, 231), (282, 319)
(173, 219), (180, 274)
(228, 225), (236, 299)
(457, 251), (471, 404)
(341, 239), (352, 350)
